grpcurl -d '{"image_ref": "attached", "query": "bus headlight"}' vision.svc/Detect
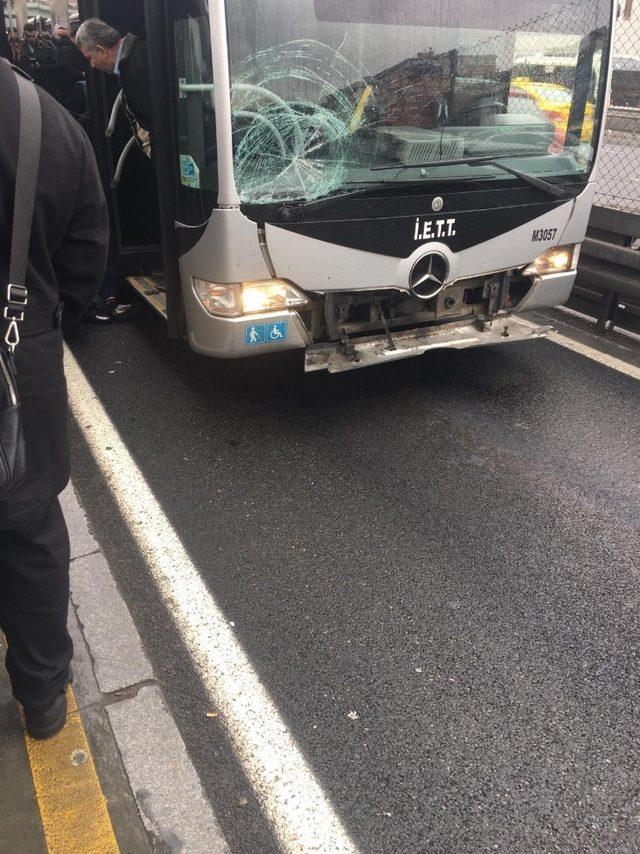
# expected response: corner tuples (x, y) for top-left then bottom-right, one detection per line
(193, 280), (242, 316)
(193, 278), (308, 317)
(242, 280), (309, 314)
(524, 244), (580, 277)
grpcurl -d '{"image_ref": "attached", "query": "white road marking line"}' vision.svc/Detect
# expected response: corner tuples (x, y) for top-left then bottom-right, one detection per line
(520, 317), (640, 381)
(64, 347), (358, 854)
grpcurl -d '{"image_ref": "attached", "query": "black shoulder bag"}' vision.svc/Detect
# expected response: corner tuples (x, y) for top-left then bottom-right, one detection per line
(0, 64), (42, 500)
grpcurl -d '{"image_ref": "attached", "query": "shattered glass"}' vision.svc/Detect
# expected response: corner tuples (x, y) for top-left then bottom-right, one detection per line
(230, 40), (376, 203)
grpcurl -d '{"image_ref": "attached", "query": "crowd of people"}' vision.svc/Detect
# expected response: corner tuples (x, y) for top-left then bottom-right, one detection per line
(2, 17), (150, 322)
(3, 21), (89, 118)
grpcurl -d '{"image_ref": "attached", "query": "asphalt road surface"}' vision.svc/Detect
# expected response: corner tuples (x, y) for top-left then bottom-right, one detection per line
(68, 308), (640, 854)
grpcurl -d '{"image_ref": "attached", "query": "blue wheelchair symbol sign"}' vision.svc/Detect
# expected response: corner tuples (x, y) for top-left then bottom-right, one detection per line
(179, 155), (200, 189)
(245, 321), (288, 346)
(267, 321), (288, 342)
(245, 324), (266, 345)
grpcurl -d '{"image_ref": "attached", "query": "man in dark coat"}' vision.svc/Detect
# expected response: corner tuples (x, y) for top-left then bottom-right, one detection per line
(75, 18), (153, 139)
(19, 24), (56, 72)
(0, 59), (109, 738)
(19, 23), (59, 97)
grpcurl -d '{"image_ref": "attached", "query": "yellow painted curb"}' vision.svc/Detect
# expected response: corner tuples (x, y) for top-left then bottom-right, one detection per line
(23, 686), (119, 854)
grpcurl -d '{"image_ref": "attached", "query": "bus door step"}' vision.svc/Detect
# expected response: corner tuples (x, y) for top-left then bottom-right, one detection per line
(126, 276), (167, 319)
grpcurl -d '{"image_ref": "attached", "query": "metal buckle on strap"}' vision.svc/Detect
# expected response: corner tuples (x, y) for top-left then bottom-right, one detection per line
(3, 284), (27, 353)
(7, 283), (28, 307)
(3, 306), (24, 322)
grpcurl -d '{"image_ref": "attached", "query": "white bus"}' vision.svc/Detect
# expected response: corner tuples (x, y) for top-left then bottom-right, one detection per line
(81, 0), (615, 372)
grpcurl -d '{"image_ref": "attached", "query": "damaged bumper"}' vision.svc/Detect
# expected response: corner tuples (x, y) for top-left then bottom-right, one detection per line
(304, 315), (552, 373)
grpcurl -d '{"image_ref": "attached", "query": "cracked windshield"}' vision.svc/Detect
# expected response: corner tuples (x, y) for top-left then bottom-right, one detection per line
(225, 0), (611, 204)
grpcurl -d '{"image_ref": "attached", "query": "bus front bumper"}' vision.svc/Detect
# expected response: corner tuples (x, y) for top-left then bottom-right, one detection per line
(304, 315), (552, 374)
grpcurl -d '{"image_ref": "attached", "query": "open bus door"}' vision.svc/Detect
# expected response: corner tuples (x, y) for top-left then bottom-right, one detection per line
(77, 0), (209, 338)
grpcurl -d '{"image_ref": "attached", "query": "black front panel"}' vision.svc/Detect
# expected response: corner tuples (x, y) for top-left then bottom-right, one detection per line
(274, 200), (565, 257)
(244, 182), (585, 258)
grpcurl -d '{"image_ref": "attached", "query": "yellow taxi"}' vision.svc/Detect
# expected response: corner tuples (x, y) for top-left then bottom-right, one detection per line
(509, 77), (595, 144)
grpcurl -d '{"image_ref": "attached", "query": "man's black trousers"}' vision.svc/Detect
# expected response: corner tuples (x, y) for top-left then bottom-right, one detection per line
(0, 497), (73, 711)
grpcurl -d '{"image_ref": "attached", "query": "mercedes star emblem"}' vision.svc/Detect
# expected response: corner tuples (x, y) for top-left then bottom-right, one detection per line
(409, 253), (449, 300)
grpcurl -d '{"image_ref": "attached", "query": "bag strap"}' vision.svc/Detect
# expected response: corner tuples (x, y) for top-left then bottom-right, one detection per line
(3, 63), (42, 354)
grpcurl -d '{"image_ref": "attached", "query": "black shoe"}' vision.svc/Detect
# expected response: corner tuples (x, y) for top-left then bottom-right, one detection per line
(23, 667), (73, 740)
(109, 302), (143, 321)
(82, 302), (114, 324)
(24, 691), (68, 740)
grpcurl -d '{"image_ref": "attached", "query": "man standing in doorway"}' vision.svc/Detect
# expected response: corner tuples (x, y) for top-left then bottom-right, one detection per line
(75, 18), (153, 151)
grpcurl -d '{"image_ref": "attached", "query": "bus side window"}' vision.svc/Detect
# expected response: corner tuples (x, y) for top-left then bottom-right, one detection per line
(173, 2), (217, 226)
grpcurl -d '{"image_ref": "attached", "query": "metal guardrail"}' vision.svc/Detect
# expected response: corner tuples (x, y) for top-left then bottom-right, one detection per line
(575, 205), (640, 331)
(605, 106), (640, 132)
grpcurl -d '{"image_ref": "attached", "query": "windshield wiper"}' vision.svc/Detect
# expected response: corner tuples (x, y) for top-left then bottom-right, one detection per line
(372, 152), (568, 199)
(466, 158), (568, 199)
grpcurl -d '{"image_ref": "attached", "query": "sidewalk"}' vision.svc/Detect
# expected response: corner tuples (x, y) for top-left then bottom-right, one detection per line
(0, 483), (229, 854)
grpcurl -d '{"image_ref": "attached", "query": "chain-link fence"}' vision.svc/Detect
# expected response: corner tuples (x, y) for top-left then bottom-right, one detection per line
(594, 2), (640, 212)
